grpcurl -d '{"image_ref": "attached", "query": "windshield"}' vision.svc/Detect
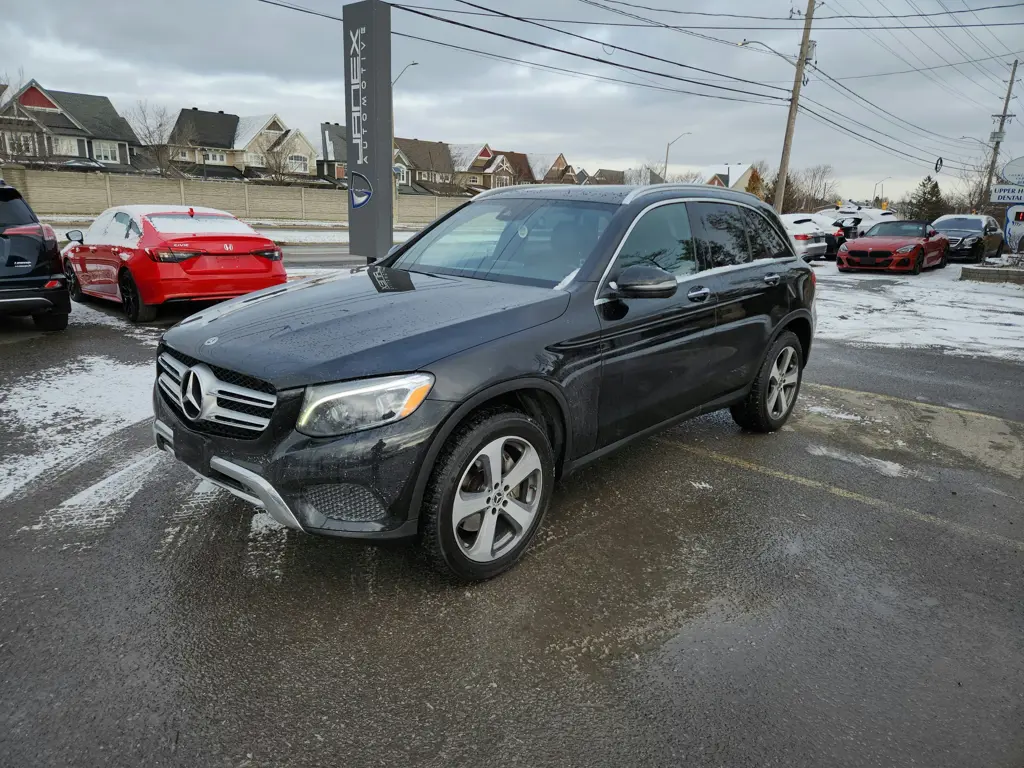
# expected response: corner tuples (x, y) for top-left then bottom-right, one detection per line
(391, 198), (616, 287)
(934, 217), (982, 231)
(865, 221), (926, 237)
(146, 213), (256, 235)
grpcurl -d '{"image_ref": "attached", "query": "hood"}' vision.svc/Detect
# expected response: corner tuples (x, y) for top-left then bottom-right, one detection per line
(846, 235), (925, 250)
(935, 228), (981, 239)
(162, 267), (570, 390)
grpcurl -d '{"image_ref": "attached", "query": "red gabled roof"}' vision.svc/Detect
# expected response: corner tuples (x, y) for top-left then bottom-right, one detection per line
(20, 86), (59, 110)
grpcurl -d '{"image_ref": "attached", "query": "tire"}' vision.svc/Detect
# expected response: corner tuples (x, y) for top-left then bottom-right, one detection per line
(33, 312), (68, 332)
(911, 250), (923, 275)
(972, 244), (985, 264)
(995, 241), (1004, 258)
(938, 246), (948, 269)
(730, 331), (804, 433)
(64, 259), (84, 302)
(420, 408), (555, 581)
(118, 270), (157, 323)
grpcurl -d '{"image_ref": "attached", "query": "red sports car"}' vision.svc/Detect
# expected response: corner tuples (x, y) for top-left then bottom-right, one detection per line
(837, 220), (948, 274)
(63, 205), (286, 322)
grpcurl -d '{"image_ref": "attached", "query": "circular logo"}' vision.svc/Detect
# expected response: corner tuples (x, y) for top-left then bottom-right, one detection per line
(203, 336), (218, 346)
(180, 368), (205, 421)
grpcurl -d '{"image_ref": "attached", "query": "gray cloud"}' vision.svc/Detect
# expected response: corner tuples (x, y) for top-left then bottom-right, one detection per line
(2, 0), (1020, 199)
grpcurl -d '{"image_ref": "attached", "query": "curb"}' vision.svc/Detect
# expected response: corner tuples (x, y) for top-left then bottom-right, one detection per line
(960, 265), (1024, 285)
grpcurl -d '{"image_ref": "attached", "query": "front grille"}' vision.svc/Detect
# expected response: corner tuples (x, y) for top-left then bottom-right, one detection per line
(303, 484), (387, 522)
(847, 250), (892, 259)
(947, 237), (962, 248)
(157, 345), (277, 440)
(161, 345), (275, 395)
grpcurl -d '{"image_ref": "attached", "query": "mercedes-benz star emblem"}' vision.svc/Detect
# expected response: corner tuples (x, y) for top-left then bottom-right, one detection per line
(180, 368), (204, 421)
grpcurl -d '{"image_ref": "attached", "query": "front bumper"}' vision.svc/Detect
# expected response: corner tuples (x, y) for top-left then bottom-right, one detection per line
(837, 253), (917, 271)
(795, 241), (828, 260)
(0, 283), (71, 317)
(153, 385), (453, 539)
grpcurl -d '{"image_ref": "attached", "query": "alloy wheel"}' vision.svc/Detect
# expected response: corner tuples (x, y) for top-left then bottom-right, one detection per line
(766, 346), (799, 420)
(64, 261), (80, 297)
(452, 436), (543, 563)
(119, 273), (137, 319)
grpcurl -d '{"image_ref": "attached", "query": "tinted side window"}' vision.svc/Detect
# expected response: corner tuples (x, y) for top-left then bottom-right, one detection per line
(688, 202), (751, 268)
(742, 208), (791, 260)
(0, 190), (37, 227)
(615, 202), (697, 278)
(113, 212), (132, 239)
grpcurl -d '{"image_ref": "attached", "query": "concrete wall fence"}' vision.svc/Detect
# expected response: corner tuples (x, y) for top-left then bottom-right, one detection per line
(0, 166), (465, 224)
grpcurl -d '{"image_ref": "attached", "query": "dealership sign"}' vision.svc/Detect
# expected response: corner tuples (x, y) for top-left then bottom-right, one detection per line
(1002, 156), (1024, 187)
(991, 185), (1024, 204)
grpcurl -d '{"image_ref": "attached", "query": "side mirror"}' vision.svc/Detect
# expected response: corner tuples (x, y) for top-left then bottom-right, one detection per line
(927, 229), (938, 238)
(66, 230), (84, 243)
(612, 264), (677, 300)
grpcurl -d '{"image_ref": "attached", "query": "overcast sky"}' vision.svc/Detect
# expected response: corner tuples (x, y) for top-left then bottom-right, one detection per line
(2, 0), (1021, 199)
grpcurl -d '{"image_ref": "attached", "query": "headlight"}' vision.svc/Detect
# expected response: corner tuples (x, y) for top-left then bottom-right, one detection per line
(962, 236), (979, 247)
(296, 373), (434, 437)
(895, 244), (917, 254)
(839, 242), (849, 252)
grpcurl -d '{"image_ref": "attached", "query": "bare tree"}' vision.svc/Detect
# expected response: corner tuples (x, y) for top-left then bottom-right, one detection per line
(944, 152), (997, 215)
(799, 164), (839, 210)
(127, 101), (185, 177)
(667, 169), (705, 183)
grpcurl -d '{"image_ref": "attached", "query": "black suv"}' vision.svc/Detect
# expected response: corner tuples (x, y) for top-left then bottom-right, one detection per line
(154, 184), (815, 580)
(0, 181), (70, 331)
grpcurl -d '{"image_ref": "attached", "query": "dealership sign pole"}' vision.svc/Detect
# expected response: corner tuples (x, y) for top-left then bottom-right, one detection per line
(344, 0), (393, 263)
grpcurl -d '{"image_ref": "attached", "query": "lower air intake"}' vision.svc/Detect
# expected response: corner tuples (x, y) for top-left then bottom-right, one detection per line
(303, 484), (387, 522)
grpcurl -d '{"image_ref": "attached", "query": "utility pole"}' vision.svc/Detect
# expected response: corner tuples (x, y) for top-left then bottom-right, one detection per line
(983, 58), (1018, 207)
(774, 0), (816, 212)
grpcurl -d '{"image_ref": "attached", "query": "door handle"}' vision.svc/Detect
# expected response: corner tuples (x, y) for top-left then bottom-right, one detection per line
(763, 273), (781, 286)
(88, 246), (97, 252)
(687, 286), (710, 302)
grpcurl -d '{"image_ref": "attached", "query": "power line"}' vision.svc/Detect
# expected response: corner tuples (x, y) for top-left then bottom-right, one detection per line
(836, 50), (1023, 80)
(593, 0), (1024, 20)
(392, 3), (791, 98)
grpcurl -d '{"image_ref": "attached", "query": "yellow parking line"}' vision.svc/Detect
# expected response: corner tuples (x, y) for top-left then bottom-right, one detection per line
(657, 439), (1024, 552)
(803, 382), (1021, 425)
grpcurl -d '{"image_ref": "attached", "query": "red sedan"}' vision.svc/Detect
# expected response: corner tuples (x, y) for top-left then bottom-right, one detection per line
(837, 220), (948, 274)
(63, 205), (286, 322)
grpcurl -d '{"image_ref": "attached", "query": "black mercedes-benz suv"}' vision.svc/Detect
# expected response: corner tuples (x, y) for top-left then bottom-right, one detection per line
(154, 184), (816, 580)
(0, 181), (70, 330)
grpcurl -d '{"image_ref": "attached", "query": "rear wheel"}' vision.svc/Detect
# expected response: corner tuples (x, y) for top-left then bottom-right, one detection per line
(118, 270), (157, 323)
(33, 312), (68, 332)
(995, 241), (1004, 259)
(64, 259), (84, 302)
(730, 331), (803, 433)
(420, 409), (554, 581)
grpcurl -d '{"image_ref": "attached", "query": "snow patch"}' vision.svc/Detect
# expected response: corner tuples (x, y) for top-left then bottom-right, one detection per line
(158, 479), (223, 556)
(806, 444), (930, 480)
(256, 228), (416, 245)
(689, 481), (713, 490)
(0, 356), (157, 502)
(245, 512), (287, 580)
(67, 301), (162, 346)
(20, 451), (165, 538)
(805, 405), (863, 422)
(815, 266), (1024, 361)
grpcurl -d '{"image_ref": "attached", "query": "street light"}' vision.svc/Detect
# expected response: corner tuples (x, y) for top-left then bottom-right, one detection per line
(872, 176), (891, 202)
(663, 131), (691, 179)
(392, 62), (418, 229)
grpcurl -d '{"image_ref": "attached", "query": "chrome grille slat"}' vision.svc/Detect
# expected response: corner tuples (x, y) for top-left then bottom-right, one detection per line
(157, 347), (277, 437)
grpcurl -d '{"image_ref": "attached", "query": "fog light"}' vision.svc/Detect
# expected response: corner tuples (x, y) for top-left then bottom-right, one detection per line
(896, 258), (909, 267)
(43, 279), (62, 289)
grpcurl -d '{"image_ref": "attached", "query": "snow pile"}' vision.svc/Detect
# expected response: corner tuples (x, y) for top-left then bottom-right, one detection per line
(0, 356), (156, 502)
(815, 265), (1024, 361)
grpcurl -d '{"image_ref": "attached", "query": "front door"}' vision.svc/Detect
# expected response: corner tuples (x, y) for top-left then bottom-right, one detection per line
(596, 201), (717, 448)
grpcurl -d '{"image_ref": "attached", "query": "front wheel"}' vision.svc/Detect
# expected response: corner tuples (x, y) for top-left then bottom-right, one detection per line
(938, 246), (949, 269)
(911, 251), (923, 275)
(420, 409), (554, 581)
(731, 331), (804, 433)
(118, 270), (157, 323)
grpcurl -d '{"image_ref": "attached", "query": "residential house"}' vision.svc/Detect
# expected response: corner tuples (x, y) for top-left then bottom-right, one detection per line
(449, 144), (516, 190)
(318, 122), (347, 181)
(0, 80), (140, 171)
(575, 167), (590, 185)
(489, 150), (534, 185)
(701, 163), (755, 191)
(394, 137), (468, 196)
(528, 153), (577, 184)
(628, 166), (666, 185)
(584, 168), (626, 185)
(169, 108), (318, 180)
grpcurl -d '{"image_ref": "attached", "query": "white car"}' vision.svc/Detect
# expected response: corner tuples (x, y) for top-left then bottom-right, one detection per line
(818, 206), (897, 238)
(780, 213), (829, 261)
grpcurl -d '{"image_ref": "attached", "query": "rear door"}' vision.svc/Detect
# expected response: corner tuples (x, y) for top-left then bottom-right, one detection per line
(595, 200), (718, 447)
(74, 211), (117, 295)
(985, 217), (1002, 255)
(693, 202), (793, 398)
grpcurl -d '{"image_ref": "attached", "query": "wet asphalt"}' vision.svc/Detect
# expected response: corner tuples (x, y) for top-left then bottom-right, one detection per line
(1, 296), (1022, 767)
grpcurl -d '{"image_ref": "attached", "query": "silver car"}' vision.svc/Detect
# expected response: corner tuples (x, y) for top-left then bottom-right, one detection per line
(780, 213), (828, 261)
